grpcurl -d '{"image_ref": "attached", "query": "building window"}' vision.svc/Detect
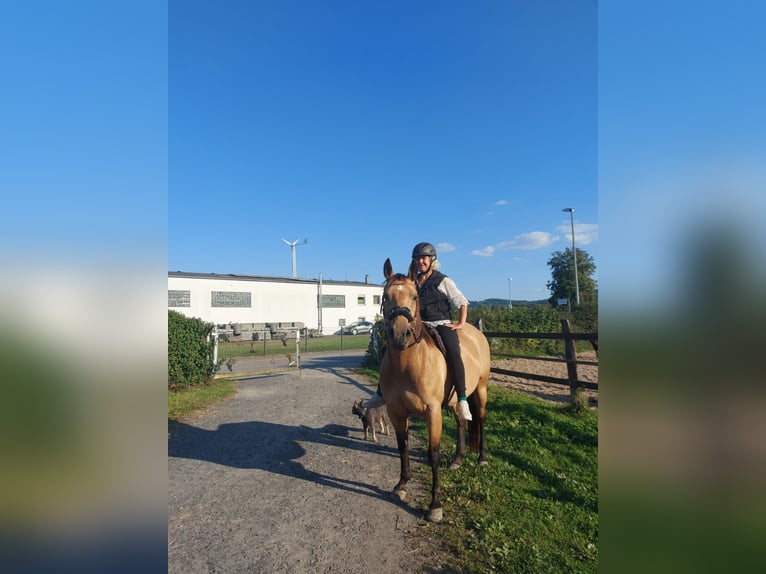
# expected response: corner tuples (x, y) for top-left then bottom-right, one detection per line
(168, 290), (191, 307)
(373, 295), (381, 305)
(321, 294), (345, 308)
(357, 295), (366, 305)
(211, 291), (252, 307)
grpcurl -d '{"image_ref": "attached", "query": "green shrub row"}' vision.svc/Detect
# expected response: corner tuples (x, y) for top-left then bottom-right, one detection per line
(168, 311), (221, 390)
(472, 303), (598, 356)
(361, 303), (598, 369)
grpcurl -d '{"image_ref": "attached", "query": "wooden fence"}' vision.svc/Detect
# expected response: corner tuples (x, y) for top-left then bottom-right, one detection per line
(480, 319), (598, 394)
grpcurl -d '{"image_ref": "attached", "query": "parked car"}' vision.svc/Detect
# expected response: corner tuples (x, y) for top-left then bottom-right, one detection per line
(342, 321), (374, 335)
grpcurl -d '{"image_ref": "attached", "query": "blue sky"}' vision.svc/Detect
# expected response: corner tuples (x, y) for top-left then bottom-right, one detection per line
(169, 0), (598, 302)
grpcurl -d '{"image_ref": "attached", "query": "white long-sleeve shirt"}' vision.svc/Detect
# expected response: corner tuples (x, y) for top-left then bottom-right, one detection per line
(422, 275), (469, 327)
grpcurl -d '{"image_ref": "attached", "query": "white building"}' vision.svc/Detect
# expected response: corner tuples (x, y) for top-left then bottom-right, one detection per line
(168, 271), (384, 336)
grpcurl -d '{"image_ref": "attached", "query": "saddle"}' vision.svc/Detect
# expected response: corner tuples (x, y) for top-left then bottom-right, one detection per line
(423, 323), (448, 357)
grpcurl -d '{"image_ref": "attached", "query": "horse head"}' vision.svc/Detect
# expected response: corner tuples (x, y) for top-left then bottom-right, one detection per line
(381, 258), (420, 351)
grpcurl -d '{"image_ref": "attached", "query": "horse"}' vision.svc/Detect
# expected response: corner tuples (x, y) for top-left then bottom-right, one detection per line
(378, 258), (491, 522)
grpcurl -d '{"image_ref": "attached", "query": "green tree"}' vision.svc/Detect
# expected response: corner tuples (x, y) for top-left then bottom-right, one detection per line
(546, 248), (597, 306)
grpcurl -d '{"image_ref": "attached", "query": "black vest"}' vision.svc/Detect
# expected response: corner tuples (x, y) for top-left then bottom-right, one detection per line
(417, 270), (451, 322)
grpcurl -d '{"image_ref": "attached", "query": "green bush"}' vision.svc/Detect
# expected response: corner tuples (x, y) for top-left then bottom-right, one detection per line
(469, 303), (597, 356)
(361, 318), (386, 370)
(570, 300), (598, 334)
(168, 311), (220, 390)
(470, 305), (563, 355)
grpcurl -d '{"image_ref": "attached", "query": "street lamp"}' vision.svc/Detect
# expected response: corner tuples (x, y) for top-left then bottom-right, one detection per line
(562, 208), (580, 306)
(507, 277), (512, 311)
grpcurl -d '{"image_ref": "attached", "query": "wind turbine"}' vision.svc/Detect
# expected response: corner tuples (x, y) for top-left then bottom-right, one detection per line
(282, 238), (308, 278)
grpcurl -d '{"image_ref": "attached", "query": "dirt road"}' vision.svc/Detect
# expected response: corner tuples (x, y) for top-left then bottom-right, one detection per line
(168, 351), (449, 573)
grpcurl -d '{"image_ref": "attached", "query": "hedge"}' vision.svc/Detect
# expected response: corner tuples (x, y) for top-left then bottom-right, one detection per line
(168, 311), (220, 390)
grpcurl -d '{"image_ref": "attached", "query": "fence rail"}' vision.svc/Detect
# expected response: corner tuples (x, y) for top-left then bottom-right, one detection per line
(482, 319), (598, 394)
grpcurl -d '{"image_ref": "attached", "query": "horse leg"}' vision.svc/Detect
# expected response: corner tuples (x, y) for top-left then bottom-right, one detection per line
(469, 386), (489, 465)
(449, 410), (467, 470)
(425, 406), (444, 522)
(390, 415), (410, 503)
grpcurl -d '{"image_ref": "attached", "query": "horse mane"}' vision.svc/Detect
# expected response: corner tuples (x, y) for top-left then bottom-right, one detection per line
(387, 273), (410, 283)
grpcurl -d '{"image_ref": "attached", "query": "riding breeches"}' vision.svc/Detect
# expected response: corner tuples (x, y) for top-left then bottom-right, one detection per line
(435, 325), (467, 398)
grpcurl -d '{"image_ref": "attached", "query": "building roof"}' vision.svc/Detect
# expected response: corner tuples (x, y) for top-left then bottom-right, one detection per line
(168, 271), (382, 287)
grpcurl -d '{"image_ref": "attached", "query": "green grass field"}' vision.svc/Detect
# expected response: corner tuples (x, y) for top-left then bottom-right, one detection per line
(357, 369), (597, 573)
(168, 378), (238, 421)
(412, 387), (598, 573)
(217, 333), (371, 359)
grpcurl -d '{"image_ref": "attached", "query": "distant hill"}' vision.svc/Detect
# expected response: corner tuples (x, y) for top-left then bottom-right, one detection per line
(469, 298), (548, 308)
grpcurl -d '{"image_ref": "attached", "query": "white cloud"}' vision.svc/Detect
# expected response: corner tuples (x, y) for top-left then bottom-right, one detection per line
(470, 232), (557, 257)
(495, 200), (508, 206)
(506, 231), (558, 250)
(557, 223), (599, 245)
(471, 245), (495, 257)
(436, 242), (457, 253)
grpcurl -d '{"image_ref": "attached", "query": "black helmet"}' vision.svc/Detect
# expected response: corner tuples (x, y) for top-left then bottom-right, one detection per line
(412, 242), (437, 259)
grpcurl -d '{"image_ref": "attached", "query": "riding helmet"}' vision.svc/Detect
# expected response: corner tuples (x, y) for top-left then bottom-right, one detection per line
(412, 242), (437, 259)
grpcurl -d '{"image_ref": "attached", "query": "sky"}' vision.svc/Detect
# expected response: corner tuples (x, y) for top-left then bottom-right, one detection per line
(168, 0), (598, 302)
(1, 1), (765, 570)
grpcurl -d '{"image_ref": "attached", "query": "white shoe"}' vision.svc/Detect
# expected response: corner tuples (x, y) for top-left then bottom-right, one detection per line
(364, 394), (386, 408)
(457, 400), (473, 421)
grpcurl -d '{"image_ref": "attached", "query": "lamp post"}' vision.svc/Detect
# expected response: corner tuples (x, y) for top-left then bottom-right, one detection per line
(507, 277), (512, 311)
(562, 208), (580, 306)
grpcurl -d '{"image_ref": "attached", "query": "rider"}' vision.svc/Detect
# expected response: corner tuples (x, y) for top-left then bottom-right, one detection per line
(364, 242), (473, 422)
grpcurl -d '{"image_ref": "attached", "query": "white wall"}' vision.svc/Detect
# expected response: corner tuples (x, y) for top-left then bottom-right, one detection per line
(168, 273), (383, 335)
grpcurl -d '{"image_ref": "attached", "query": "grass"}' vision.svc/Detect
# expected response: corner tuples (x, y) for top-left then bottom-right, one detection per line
(218, 333), (371, 359)
(409, 387), (598, 573)
(168, 378), (238, 421)
(356, 368), (598, 572)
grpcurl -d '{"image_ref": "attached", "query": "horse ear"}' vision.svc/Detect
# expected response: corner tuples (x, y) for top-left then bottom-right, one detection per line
(407, 259), (418, 281)
(383, 258), (393, 279)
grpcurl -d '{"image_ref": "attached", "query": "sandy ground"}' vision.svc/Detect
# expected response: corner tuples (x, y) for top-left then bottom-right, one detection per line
(490, 350), (599, 407)
(168, 350), (598, 573)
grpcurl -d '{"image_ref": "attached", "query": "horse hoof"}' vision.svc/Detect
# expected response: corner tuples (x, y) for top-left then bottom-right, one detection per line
(448, 461), (462, 470)
(426, 507), (443, 523)
(479, 460), (489, 467)
(392, 489), (408, 503)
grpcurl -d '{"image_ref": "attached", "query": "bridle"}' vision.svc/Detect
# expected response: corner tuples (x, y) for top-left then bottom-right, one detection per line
(381, 280), (423, 346)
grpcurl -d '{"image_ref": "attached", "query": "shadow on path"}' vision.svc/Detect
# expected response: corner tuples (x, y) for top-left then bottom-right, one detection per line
(168, 419), (425, 518)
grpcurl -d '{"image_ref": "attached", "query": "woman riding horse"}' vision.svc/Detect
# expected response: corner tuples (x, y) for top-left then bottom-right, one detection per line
(376, 251), (490, 522)
(365, 242), (473, 422)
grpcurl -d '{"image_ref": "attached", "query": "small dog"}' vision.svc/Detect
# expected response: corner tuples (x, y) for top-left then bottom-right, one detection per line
(352, 399), (390, 443)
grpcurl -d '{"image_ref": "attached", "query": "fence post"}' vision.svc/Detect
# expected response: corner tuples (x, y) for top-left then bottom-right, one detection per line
(295, 329), (301, 370)
(560, 319), (579, 400)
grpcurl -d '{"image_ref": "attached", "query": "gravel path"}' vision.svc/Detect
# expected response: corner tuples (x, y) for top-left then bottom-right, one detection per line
(168, 351), (450, 574)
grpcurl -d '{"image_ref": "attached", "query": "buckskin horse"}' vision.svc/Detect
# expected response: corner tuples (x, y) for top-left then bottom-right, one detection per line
(379, 258), (491, 522)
